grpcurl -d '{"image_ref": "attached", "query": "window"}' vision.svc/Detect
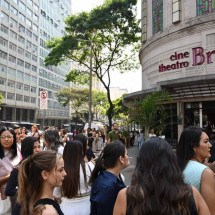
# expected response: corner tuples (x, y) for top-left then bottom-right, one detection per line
(152, 0), (163, 34)
(7, 93), (15, 100)
(27, 7), (33, 17)
(172, 0), (181, 23)
(1, 0), (9, 10)
(17, 70), (23, 79)
(33, 24), (38, 32)
(31, 97), (36, 103)
(32, 76), (37, 83)
(32, 65), (37, 72)
(25, 62), (31, 70)
(9, 42), (17, 51)
(26, 19), (32, 27)
(0, 64), (7, 74)
(16, 82), (23, 90)
(24, 84), (30, 91)
(0, 51), (7, 60)
(32, 34), (38, 41)
(0, 78), (5, 85)
(10, 19), (18, 28)
(16, 94), (23, 101)
(1, 24), (9, 34)
(25, 51), (31, 59)
(24, 96), (30, 102)
(26, 29), (32, 38)
(32, 55), (37, 62)
(18, 47), (24, 55)
(8, 67), (16, 76)
(19, 13), (25, 22)
(25, 74), (31, 80)
(11, 6), (18, 16)
(27, 0), (33, 6)
(8, 80), (15, 88)
(18, 35), (25, 44)
(197, 0), (215, 16)
(17, 59), (24, 66)
(9, 55), (16, 63)
(1, 12), (9, 22)
(0, 37), (8, 47)
(141, 0), (147, 43)
(19, 1), (26, 11)
(26, 40), (32, 49)
(18, 25), (25, 33)
(33, 3), (39, 11)
(12, 0), (18, 3)
(33, 13), (38, 21)
(10, 30), (17, 39)
(31, 86), (36, 93)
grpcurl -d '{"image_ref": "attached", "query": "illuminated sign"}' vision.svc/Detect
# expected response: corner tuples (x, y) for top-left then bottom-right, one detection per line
(159, 47), (215, 72)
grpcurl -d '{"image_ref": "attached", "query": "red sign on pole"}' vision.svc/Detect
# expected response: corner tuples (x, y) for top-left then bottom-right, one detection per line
(40, 90), (48, 109)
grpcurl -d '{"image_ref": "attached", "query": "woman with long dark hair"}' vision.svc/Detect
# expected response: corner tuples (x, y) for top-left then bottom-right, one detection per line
(17, 150), (66, 215)
(0, 127), (20, 214)
(54, 140), (93, 215)
(114, 137), (210, 215)
(43, 127), (64, 155)
(176, 126), (215, 214)
(89, 140), (129, 215)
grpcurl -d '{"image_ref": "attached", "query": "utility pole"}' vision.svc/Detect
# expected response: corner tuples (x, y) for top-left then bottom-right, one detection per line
(88, 41), (92, 128)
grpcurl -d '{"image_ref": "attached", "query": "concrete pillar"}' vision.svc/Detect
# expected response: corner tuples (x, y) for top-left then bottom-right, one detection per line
(199, 102), (203, 127)
(177, 101), (184, 141)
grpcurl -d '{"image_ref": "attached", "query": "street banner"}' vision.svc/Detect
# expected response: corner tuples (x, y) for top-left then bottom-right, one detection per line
(40, 90), (48, 109)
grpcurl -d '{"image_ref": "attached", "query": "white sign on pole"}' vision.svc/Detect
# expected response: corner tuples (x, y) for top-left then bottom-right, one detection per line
(40, 90), (48, 109)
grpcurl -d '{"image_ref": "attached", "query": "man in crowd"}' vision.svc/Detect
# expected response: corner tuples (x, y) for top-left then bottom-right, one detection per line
(107, 123), (124, 144)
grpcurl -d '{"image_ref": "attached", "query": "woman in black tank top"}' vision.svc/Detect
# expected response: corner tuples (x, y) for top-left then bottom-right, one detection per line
(113, 137), (210, 215)
(17, 151), (67, 215)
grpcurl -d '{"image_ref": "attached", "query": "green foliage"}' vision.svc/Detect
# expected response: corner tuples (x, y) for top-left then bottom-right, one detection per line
(129, 91), (172, 135)
(56, 87), (108, 122)
(0, 93), (3, 104)
(112, 96), (129, 122)
(45, 0), (141, 127)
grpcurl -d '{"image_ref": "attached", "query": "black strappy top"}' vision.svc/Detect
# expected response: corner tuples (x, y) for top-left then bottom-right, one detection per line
(33, 198), (64, 215)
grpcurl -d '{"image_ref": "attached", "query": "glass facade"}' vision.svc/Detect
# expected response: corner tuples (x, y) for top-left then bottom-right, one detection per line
(152, 0), (163, 34)
(196, 0), (215, 15)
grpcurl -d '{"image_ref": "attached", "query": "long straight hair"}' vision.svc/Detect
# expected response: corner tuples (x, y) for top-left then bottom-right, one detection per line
(17, 151), (58, 215)
(0, 127), (17, 159)
(127, 137), (191, 215)
(62, 140), (87, 198)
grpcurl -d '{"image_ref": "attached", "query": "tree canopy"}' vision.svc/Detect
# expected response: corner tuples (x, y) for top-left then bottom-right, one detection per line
(45, 0), (141, 128)
(129, 91), (172, 137)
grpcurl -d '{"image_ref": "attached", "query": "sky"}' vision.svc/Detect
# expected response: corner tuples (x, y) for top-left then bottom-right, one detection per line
(70, 0), (142, 93)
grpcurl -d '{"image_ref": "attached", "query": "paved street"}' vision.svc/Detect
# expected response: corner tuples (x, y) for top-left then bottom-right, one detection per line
(122, 144), (139, 186)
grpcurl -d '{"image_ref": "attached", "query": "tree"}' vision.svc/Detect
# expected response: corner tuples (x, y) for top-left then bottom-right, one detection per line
(112, 95), (129, 124)
(128, 91), (172, 137)
(45, 0), (141, 128)
(56, 87), (108, 123)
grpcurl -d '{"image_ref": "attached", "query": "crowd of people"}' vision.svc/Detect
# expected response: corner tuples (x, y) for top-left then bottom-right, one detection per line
(0, 123), (215, 215)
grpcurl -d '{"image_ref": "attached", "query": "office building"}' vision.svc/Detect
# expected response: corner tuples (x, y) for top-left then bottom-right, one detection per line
(0, 0), (71, 128)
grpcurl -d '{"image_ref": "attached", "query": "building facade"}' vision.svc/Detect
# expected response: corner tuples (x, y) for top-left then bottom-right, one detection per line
(0, 0), (71, 128)
(124, 0), (215, 141)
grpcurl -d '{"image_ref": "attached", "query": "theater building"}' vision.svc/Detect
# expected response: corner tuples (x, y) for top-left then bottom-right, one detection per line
(124, 0), (215, 142)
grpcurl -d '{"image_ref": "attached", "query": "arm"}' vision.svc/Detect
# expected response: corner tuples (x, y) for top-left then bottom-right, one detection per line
(192, 186), (210, 215)
(200, 168), (215, 215)
(113, 188), (127, 215)
(5, 168), (18, 196)
(0, 174), (10, 187)
(41, 205), (58, 215)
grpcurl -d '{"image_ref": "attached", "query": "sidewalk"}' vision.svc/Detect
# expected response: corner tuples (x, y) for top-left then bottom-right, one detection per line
(122, 144), (139, 186)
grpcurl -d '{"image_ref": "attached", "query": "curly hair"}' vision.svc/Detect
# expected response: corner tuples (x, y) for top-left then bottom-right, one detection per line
(127, 137), (191, 215)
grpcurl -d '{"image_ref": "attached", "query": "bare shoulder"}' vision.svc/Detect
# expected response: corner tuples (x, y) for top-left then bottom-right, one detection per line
(41, 205), (58, 215)
(202, 167), (215, 183)
(113, 188), (127, 215)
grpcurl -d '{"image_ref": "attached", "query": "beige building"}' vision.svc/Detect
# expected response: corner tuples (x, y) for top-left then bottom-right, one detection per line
(124, 0), (215, 142)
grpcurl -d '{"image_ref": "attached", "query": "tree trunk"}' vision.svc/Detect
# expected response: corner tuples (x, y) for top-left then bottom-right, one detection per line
(106, 87), (113, 129)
